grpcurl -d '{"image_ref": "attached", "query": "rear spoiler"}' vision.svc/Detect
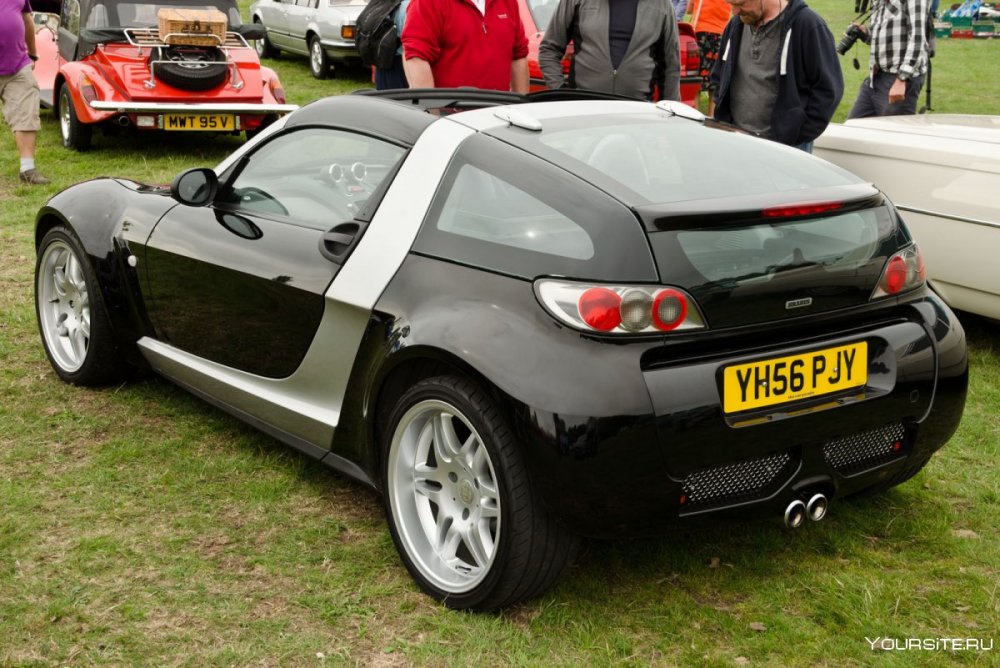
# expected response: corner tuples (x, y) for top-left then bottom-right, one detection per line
(637, 184), (884, 232)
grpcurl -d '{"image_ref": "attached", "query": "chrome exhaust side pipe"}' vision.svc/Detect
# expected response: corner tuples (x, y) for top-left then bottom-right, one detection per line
(806, 493), (828, 522)
(784, 499), (806, 529)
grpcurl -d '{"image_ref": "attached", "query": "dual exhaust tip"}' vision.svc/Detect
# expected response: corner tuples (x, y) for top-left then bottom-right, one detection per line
(783, 493), (828, 529)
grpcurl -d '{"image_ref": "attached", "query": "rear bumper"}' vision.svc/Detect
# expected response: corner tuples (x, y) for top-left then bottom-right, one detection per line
(89, 101), (298, 113)
(514, 293), (967, 538)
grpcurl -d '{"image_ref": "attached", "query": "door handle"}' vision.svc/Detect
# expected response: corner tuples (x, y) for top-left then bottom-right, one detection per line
(319, 221), (365, 264)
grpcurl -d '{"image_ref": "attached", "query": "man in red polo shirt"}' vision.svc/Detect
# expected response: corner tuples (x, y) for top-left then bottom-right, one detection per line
(402, 0), (529, 93)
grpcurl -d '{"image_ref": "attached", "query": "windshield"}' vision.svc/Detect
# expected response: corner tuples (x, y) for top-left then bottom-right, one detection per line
(81, 0), (242, 29)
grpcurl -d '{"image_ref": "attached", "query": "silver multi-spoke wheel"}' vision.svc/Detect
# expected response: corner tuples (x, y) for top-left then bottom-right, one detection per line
(37, 239), (91, 373)
(383, 376), (578, 609)
(388, 399), (501, 593)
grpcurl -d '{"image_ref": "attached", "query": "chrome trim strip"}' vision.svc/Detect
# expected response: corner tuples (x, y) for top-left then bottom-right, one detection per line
(90, 101), (299, 113)
(896, 205), (1000, 230)
(326, 118), (475, 308)
(138, 296), (371, 443)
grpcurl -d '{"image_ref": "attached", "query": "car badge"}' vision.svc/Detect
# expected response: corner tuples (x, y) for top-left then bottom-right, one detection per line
(786, 297), (813, 310)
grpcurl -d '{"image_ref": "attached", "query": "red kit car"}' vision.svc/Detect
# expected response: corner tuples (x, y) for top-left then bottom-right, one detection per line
(517, 0), (702, 106)
(32, 0), (297, 150)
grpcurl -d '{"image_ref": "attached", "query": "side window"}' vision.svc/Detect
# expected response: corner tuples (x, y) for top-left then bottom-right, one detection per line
(218, 127), (406, 230)
(437, 165), (594, 261)
(414, 134), (657, 282)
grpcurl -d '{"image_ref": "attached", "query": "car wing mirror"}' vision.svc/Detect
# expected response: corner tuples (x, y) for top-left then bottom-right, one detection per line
(171, 168), (219, 207)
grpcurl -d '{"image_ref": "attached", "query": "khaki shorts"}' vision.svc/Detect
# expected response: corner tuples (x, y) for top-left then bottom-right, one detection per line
(0, 66), (42, 132)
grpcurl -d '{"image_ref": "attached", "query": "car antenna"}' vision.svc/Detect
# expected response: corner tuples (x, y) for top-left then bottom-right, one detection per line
(655, 100), (706, 122)
(492, 107), (542, 131)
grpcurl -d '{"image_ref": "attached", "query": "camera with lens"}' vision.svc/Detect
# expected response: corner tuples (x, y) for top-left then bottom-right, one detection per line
(836, 23), (866, 55)
(836, 0), (871, 56)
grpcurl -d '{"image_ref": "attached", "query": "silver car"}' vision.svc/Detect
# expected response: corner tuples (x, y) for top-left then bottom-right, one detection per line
(250, 0), (368, 78)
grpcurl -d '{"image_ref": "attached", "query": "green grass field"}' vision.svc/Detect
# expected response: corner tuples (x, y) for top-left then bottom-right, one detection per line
(1, 1), (999, 664)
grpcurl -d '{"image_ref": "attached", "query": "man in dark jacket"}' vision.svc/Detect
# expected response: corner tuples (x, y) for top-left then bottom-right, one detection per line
(709, 0), (842, 151)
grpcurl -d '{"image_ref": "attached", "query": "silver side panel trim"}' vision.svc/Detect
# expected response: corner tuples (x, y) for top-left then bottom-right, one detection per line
(138, 296), (371, 445)
(897, 205), (1000, 230)
(90, 101), (299, 113)
(325, 118), (474, 309)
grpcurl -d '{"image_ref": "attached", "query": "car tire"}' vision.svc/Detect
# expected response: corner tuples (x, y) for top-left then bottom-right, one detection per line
(58, 85), (92, 151)
(254, 18), (278, 58)
(150, 46), (229, 91)
(308, 35), (331, 79)
(35, 226), (133, 386)
(383, 375), (579, 610)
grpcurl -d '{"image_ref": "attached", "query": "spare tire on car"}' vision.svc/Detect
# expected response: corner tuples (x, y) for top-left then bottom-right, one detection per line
(149, 45), (229, 91)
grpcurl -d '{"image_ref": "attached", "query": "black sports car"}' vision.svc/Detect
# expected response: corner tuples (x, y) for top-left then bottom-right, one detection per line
(34, 90), (968, 611)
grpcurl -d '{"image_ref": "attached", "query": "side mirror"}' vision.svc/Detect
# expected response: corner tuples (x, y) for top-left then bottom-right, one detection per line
(170, 168), (219, 206)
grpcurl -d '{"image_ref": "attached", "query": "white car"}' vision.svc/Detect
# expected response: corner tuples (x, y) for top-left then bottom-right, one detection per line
(250, 0), (368, 78)
(815, 114), (1000, 321)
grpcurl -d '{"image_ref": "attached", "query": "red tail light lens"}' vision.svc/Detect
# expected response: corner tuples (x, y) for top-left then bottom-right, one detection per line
(683, 41), (700, 74)
(762, 202), (843, 218)
(538, 280), (706, 334)
(871, 245), (926, 300)
(652, 289), (688, 331)
(883, 256), (908, 294)
(578, 288), (622, 331)
(80, 74), (98, 103)
(269, 79), (287, 104)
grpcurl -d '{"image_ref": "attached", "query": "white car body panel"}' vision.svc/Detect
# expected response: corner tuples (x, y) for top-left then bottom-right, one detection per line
(815, 114), (1000, 320)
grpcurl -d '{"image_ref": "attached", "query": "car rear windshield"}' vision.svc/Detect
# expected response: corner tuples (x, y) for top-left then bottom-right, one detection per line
(669, 205), (898, 286)
(515, 116), (863, 206)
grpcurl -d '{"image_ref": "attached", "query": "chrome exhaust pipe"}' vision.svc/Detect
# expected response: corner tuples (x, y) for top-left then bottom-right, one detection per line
(784, 499), (806, 529)
(806, 493), (828, 522)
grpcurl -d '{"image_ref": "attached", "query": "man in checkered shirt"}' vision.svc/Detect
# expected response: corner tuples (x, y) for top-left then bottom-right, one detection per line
(846, 0), (931, 117)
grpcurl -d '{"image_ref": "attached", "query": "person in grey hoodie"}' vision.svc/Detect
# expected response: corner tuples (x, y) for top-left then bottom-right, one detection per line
(538, 0), (681, 101)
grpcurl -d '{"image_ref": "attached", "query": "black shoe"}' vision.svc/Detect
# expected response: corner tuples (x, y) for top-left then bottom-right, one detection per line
(19, 169), (50, 185)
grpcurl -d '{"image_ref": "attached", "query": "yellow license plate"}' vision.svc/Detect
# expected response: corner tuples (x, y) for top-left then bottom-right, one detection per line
(722, 342), (867, 414)
(163, 114), (234, 131)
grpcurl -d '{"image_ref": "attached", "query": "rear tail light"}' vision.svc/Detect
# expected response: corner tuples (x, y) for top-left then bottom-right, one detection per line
(682, 40), (700, 76)
(871, 245), (925, 299)
(762, 201), (842, 218)
(536, 280), (707, 334)
(269, 78), (286, 104)
(80, 74), (98, 103)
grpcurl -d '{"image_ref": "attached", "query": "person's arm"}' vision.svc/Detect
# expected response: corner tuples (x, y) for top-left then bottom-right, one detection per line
(892, 0), (929, 101)
(23, 13), (38, 63)
(658, 4), (682, 101)
(537, 0), (575, 89)
(510, 57), (529, 94)
(404, 57), (435, 88)
(797, 21), (845, 143)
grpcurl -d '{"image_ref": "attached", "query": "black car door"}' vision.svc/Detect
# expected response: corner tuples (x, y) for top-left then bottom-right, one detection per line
(142, 126), (407, 378)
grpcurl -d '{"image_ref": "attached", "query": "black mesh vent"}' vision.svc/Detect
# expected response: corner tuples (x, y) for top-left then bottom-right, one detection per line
(823, 422), (907, 476)
(680, 451), (794, 512)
